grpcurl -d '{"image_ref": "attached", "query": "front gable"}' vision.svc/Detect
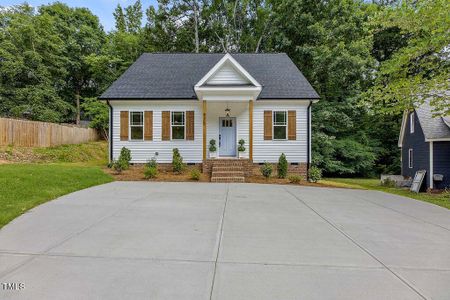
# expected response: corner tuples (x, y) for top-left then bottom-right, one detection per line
(205, 61), (251, 85)
(194, 53), (262, 101)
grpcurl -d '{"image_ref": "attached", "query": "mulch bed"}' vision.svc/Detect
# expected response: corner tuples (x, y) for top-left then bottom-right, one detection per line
(104, 165), (210, 182)
(105, 165), (336, 187)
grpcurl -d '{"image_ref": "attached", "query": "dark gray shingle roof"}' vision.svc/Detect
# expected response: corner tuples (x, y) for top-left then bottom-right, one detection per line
(99, 53), (319, 100)
(416, 100), (450, 140)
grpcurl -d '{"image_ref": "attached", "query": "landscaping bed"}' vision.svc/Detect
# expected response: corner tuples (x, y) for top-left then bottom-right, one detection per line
(105, 164), (210, 182)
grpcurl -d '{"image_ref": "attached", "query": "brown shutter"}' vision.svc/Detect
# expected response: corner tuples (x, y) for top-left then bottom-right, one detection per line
(288, 110), (296, 140)
(120, 111), (129, 141)
(144, 111), (153, 140)
(264, 110), (272, 140)
(186, 111), (194, 140)
(161, 111), (170, 140)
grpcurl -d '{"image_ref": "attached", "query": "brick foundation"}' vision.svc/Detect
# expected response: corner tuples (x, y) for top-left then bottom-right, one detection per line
(202, 159), (307, 178)
(250, 163), (308, 178)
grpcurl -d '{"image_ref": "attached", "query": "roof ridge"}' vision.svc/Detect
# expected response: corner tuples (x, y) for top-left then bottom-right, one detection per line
(141, 52), (287, 55)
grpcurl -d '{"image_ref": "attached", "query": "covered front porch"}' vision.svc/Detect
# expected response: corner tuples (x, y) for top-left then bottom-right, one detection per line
(201, 100), (254, 160)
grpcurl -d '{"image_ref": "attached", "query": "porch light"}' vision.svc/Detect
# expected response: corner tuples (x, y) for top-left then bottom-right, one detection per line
(225, 107), (231, 118)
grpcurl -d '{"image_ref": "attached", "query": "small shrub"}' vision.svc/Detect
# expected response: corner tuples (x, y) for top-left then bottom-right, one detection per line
(190, 168), (201, 181)
(112, 159), (127, 174)
(238, 139), (245, 152)
(144, 166), (158, 179)
(288, 174), (304, 184)
(260, 162), (273, 179)
(309, 166), (322, 183)
(277, 153), (288, 178)
(118, 147), (131, 169)
(146, 158), (157, 169)
(381, 177), (396, 187)
(209, 139), (217, 152)
(172, 148), (185, 173)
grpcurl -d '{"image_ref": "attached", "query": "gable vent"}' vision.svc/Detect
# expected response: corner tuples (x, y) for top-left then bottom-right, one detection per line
(206, 62), (251, 85)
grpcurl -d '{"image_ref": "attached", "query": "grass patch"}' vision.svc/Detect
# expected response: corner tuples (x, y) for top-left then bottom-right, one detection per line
(1, 141), (108, 166)
(0, 163), (113, 229)
(322, 178), (450, 209)
(32, 141), (108, 165)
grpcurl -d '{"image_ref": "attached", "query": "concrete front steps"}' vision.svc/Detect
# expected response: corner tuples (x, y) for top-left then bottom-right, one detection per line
(210, 159), (246, 183)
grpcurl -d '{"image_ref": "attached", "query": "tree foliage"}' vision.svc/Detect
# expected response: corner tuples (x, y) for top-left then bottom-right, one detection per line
(1, 0), (445, 177)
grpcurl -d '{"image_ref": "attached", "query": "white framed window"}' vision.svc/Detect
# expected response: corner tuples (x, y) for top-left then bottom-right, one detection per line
(171, 111), (185, 140)
(130, 111), (144, 140)
(408, 148), (413, 168)
(273, 111), (287, 140)
(410, 112), (414, 133)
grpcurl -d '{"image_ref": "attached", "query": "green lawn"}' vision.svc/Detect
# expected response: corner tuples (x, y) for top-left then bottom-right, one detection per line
(0, 163), (113, 229)
(322, 178), (450, 209)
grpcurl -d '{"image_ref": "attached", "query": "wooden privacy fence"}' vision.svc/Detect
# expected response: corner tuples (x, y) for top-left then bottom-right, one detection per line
(0, 118), (100, 147)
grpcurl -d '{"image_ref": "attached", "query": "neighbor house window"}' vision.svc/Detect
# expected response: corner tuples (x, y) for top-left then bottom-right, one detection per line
(130, 111), (143, 140)
(410, 112), (414, 133)
(273, 111), (287, 140)
(408, 148), (413, 168)
(171, 111), (185, 140)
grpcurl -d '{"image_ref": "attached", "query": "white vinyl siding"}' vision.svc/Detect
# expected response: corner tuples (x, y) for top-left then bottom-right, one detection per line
(206, 63), (250, 85)
(253, 101), (308, 163)
(111, 101), (202, 163)
(111, 100), (309, 163)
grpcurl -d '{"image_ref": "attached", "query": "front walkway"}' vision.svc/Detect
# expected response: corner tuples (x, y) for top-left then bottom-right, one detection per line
(0, 182), (449, 299)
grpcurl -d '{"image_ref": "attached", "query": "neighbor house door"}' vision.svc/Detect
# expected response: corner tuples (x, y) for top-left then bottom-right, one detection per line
(219, 117), (236, 157)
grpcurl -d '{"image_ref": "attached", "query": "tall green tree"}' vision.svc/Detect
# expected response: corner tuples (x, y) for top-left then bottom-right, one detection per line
(39, 3), (105, 124)
(0, 4), (71, 122)
(368, 0), (450, 115)
(269, 0), (377, 176)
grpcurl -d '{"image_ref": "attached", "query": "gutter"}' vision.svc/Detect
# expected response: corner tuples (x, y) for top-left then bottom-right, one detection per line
(307, 101), (312, 178)
(106, 100), (113, 162)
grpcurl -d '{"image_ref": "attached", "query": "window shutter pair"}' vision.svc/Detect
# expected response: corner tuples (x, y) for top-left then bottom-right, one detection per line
(263, 110), (296, 140)
(120, 111), (153, 141)
(160, 111), (196, 141)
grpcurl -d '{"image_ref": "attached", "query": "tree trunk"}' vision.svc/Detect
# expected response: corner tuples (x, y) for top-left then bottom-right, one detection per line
(193, 1), (199, 53)
(75, 90), (80, 125)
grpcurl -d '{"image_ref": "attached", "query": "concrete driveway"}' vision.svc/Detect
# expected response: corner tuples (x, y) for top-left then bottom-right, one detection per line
(0, 182), (449, 300)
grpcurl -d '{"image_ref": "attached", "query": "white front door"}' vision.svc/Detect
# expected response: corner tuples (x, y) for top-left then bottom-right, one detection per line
(219, 117), (236, 157)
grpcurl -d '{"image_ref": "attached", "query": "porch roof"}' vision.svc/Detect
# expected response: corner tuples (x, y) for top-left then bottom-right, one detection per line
(99, 53), (320, 100)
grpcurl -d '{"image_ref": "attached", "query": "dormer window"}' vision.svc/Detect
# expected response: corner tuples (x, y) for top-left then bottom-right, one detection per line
(410, 112), (414, 133)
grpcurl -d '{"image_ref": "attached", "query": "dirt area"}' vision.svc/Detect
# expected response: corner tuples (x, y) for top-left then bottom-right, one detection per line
(104, 165), (210, 182)
(105, 164), (333, 187)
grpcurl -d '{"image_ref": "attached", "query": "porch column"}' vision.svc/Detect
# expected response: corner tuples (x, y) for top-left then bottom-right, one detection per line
(249, 100), (253, 160)
(202, 100), (207, 161)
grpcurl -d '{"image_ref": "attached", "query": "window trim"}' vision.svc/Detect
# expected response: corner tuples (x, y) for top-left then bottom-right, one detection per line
(408, 148), (413, 169)
(171, 111), (186, 140)
(129, 111), (144, 141)
(272, 110), (288, 141)
(410, 112), (415, 133)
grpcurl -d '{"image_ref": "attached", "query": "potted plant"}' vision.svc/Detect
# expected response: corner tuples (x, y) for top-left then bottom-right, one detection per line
(209, 139), (217, 158)
(238, 139), (246, 159)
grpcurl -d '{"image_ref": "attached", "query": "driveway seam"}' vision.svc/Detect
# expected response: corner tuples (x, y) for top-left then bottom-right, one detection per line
(284, 187), (428, 300)
(0, 192), (155, 280)
(358, 191), (450, 232)
(209, 183), (230, 300)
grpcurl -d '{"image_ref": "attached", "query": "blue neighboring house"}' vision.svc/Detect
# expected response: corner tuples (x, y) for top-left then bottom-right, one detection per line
(398, 100), (450, 190)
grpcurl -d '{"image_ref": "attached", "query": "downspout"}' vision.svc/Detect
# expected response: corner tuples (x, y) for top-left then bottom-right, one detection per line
(307, 101), (312, 179)
(106, 100), (113, 163)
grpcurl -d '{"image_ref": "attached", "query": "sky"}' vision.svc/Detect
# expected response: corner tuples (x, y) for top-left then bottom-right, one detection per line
(0, 0), (158, 31)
